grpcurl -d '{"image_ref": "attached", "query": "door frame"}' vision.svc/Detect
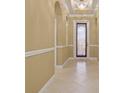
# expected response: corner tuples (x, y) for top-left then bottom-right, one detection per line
(76, 23), (87, 57)
(73, 20), (90, 58)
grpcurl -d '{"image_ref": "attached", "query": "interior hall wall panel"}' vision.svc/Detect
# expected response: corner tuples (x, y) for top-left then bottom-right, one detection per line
(56, 15), (66, 46)
(68, 46), (73, 57)
(25, 0), (55, 93)
(89, 18), (98, 45)
(25, 51), (54, 93)
(25, 0), (54, 51)
(68, 19), (73, 45)
(89, 46), (99, 57)
(57, 47), (69, 65)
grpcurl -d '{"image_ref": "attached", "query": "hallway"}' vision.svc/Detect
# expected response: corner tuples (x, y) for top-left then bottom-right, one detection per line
(25, 0), (99, 93)
(39, 59), (99, 93)
(2, 0), (124, 93)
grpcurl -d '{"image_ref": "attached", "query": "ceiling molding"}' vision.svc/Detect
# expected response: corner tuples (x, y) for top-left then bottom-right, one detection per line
(68, 14), (95, 17)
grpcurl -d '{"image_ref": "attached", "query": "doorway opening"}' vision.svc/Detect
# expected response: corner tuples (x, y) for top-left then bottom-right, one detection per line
(76, 23), (87, 57)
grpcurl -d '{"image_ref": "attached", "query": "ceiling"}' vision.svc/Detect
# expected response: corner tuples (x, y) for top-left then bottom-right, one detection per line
(64, 0), (98, 15)
(71, 0), (93, 10)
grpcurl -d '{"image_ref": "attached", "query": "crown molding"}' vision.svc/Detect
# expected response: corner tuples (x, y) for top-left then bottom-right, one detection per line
(68, 14), (95, 17)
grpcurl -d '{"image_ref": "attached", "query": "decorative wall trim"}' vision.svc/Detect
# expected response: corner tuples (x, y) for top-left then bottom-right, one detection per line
(68, 44), (73, 47)
(56, 45), (71, 48)
(69, 14), (95, 17)
(73, 57), (98, 61)
(66, 22), (68, 46)
(38, 75), (55, 93)
(56, 44), (73, 48)
(55, 57), (98, 69)
(55, 65), (63, 69)
(88, 57), (98, 61)
(62, 57), (74, 68)
(57, 45), (67, 48)
(88, 45), (99, 47)
(54, 18), (57, 67)
(56, 57), (74, 69)
(25, 48), (54, 57)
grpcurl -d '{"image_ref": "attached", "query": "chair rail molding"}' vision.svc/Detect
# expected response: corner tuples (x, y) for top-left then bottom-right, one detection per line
(25, 48), (54, 57)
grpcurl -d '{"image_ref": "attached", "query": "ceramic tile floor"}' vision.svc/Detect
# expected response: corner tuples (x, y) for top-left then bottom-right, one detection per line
(40, 59), (99, 93)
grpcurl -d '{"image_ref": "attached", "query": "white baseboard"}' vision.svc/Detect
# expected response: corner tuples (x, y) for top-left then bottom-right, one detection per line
(39, 57), (73, 93)
(72, 57), (98, 62)
(55, 57), (74, 69)
(56, 57), (97, 68)
(55, 65), (63, 69)
(88, 57), (98, 61)
(68, 57), (74, 60)
(62, 57), (73, 68)
(66, 57), (98, 63)
(38, 75), (55, 93)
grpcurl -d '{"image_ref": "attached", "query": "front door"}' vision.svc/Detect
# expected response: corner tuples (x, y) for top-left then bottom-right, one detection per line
(76, 23), (87, 57)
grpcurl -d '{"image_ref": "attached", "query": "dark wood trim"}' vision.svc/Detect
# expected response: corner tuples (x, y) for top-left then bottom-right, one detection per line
(76, 23), (87, 57)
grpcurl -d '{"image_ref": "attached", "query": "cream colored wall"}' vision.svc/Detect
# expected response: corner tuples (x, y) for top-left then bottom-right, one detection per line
(68, 18), (73, 44)
(68, 46), (73, 57)
(55, 1), (71, 65)
(56, 15), (66, 45)
(89, 17), (99, 45)
(25, 0), (54, 51)
(25, 52), (54, 93)
(26, 0), (71, 93)
(57, 47), (69, 65)
(68, 16), (99, 59)
(89, 46), (99, 57)
(67, 18), (73, 57)
(25, 0), (55, 93)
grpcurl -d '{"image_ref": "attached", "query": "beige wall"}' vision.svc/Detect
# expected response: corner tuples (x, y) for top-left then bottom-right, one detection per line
(25, 52), (54, 93)
(25, 0), (55, 93)
(68, 18), (73, 44)
(89, 46), (99, 57)
(57, 47), (73, 65)
(57, 47), (69, 65)
(89, 17), (99, 45)
(56, 15), (66, 45)
(25, 0), (54, 51)
(68, 46), (73, 57)
(26, 0), (71, 93)
(55, 1), (71, 65)
(67, 18), (73, 58)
